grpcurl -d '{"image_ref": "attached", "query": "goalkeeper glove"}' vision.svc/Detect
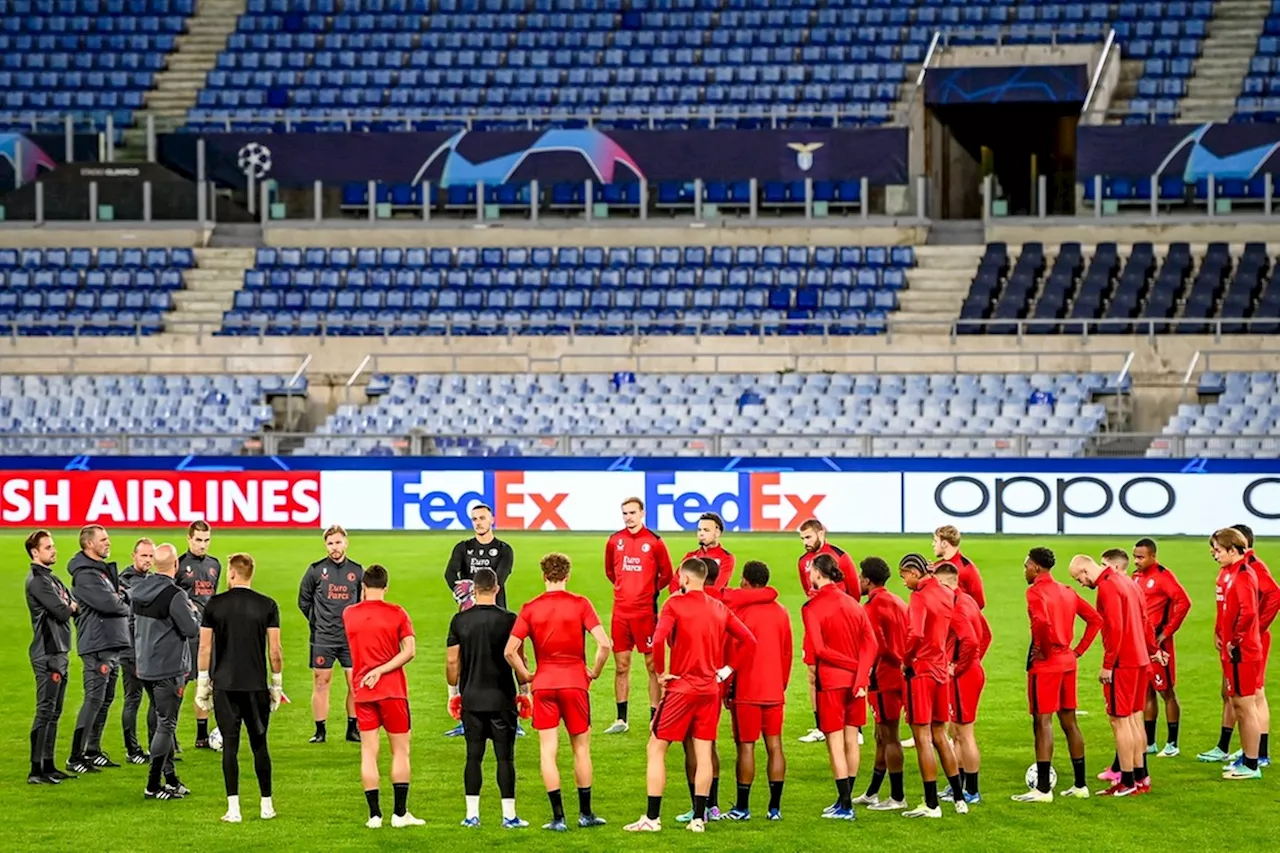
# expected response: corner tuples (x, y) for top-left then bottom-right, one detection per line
(269, 673), (284, 713)
(515, 694), (533, 720)
(194, 671), (213, 712)
(448, 684), (463, 721)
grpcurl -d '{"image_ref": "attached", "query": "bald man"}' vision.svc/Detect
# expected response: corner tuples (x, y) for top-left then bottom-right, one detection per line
(132, 544), (201, 800)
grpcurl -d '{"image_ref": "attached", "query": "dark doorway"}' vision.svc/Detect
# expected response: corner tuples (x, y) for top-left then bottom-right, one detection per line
(929, 103), (1078, 218)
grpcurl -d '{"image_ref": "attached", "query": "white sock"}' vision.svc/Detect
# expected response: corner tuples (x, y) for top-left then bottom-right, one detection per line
(260, 796), (273, 813)
(226, 795), (241, 815)
(501, 798), (516, 820)
(465, 795), (480, 820)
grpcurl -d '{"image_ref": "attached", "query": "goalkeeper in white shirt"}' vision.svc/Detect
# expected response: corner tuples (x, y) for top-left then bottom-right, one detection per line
(195, 552), (285, 823)
(443, 504), (517, 738)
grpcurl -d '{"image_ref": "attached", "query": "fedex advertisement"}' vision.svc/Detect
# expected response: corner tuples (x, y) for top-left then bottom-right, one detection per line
(3, 465), (1280, 536)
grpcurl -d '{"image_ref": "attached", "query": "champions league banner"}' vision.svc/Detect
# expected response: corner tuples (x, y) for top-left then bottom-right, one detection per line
(157, 127), (909, 189)
(1077, 123), (1280, 180)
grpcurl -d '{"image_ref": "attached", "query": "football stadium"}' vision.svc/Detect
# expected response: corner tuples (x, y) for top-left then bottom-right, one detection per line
(4, 0), (1280, 849)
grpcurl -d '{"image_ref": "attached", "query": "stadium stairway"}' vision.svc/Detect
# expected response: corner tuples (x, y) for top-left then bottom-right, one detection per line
(170, 247), (254, 333)
(122, 0), (247, 154)
(890, 245), (983, 335)
(1180, 0), (1270, 121)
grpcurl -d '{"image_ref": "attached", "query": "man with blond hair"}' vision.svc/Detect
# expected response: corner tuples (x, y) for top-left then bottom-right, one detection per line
(299, 525), (364, 744)
(932, 526), (985, 610)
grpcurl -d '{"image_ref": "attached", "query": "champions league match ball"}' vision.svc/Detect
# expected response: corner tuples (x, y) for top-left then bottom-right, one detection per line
(1024, 758), (1054, 788)
(209, 727), (224, 752)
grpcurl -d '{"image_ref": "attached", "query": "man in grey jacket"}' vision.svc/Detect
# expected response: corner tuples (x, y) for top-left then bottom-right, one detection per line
(132, 543), (201, 801)
(119, 538), (158, 765)
(68, 525), (130, 773)
(26, 529), (77, 785)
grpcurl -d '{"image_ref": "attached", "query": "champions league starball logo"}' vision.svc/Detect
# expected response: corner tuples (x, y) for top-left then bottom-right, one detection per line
(237, 142), (273, 180)
(412, 129), (644, 187)
(0, 133), (57, 184)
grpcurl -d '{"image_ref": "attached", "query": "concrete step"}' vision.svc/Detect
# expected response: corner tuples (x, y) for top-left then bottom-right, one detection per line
(902, 276), (972, 293)
(900, 294), (964, 313)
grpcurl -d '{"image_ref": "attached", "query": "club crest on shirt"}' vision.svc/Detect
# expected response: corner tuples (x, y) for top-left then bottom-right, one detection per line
(1147, 579), (1155, 588)
(347, 572), (356, 582)
(642, 543), (651, 553)
(489, 549), (497, 557)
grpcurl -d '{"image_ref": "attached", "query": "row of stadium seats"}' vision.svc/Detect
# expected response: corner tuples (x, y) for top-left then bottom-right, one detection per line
(1082, 175), (1276, 204)
(216, 307), (894, 336)
(1147, 371), (1280, 457)
(0, 289), (173, 311)
(252, 245), (914, 269)
(0, 311), (167, 335)
(0, 248), (196, 268)
(0, 271), (186, 289)
(959, 242), (1280, 334)
(337, 180), (866, 212)
(1236, 6), (1280, 120)
(241, 268), (908, 290)
(302, 370), (1119, 456)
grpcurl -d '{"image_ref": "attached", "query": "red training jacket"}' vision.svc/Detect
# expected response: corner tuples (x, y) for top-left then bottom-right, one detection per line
(1132, 561), (1191, 645)
(604, 526), (673, 616)
(904, 575), (954, 681)
(947, 588), (991, 677)
(939, 551), (986, 610)
(1026, 572), (1102, 672)
(1246, 550), (1280, 633)
(865, 585), (909, 694)
(721, 586), (792, 705)
(1216, 558), (1263, 664)
(652, 589), (756, 695)
(798, 542), (860, 600)
(801, 583), (877, 692)
(670, 543), (735, 594)
(1094, 567), (1156, 670)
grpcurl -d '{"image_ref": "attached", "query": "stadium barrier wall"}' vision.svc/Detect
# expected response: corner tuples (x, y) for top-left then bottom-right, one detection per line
(157, 127), (910, 189)
(1077, 122), (1280, 180)
(3, 459), (1280, 535)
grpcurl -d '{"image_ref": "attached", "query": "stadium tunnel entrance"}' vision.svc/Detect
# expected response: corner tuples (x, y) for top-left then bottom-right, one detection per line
(925, 102), (1079, 220)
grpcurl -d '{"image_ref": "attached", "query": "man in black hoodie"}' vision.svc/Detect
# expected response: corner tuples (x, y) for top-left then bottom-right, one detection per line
(119, 538), (158, 765)
(26, 529), (77, 785)
(133, 543), (201, 801)
(68, 524), (130, 773)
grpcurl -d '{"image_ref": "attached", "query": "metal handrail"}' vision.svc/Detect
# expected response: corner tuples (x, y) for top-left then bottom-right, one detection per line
(1082, 27), (1117, 117)
(0, 431), (1261, 458)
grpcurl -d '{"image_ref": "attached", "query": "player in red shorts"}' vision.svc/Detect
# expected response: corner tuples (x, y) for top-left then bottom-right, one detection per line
(935, 559), (991, 804)
(1012, 547), (1101, 804)
(720, 560), (792, 821)
(1211, 528), (1265, 779)
(1130, 539), (1191, 759)
(801, 553), (877, 821)
(604, 497), (673, 736)
(1069, 555), (1159, 797)
(932, 525), (985, 609)
(898, 552), (964, 819)
(341, 564), (421, 829)
(624, 558), (755, 834)
(671, 512), (734, 594)
(796, 518), (859, 746)
(853, 557), (910, 812)
(504, 552), (611, 832)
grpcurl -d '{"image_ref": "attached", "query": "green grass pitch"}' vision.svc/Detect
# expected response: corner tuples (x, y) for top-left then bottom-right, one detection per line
(7, 531), (1277, 852)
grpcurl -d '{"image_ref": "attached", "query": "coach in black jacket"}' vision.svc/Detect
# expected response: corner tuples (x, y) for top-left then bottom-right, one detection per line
(133, 543), (201, 800)
(68, 525), (130, 773)
(25, 530), (76, 785)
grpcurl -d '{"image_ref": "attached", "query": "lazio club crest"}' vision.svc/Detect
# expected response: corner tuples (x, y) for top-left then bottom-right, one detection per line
(787, 142), (825, 172)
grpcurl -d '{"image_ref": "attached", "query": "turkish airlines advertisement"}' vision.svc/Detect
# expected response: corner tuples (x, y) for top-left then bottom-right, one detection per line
(2, 468), (1279, 535)
(0, 471), (322, 528)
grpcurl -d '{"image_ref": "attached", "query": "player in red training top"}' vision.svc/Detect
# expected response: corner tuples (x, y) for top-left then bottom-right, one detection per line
(504, 553), (611, 831)
(932, 525), (985, 610)
(853, 557), (911, 812)
(935, 559), (991, 805)
(1130, 539), (1191, 759)
(1224, 524), (1278, 769)
(341, 564), (421, 829)
(1069, 554), (1159, 797)
(672, 557), (727, 824)
(1210, 528), (1265, 779)
(898, 553), (965, 819)
(801, 553), (877, 821)
(671, 512), (735, 594)
(1012, 547), (1101, 804)
(603, 497), (673, 736)
(797, 518), (858, 746)
(624, 558), (756, 834)
(720, 560), (793, 821)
